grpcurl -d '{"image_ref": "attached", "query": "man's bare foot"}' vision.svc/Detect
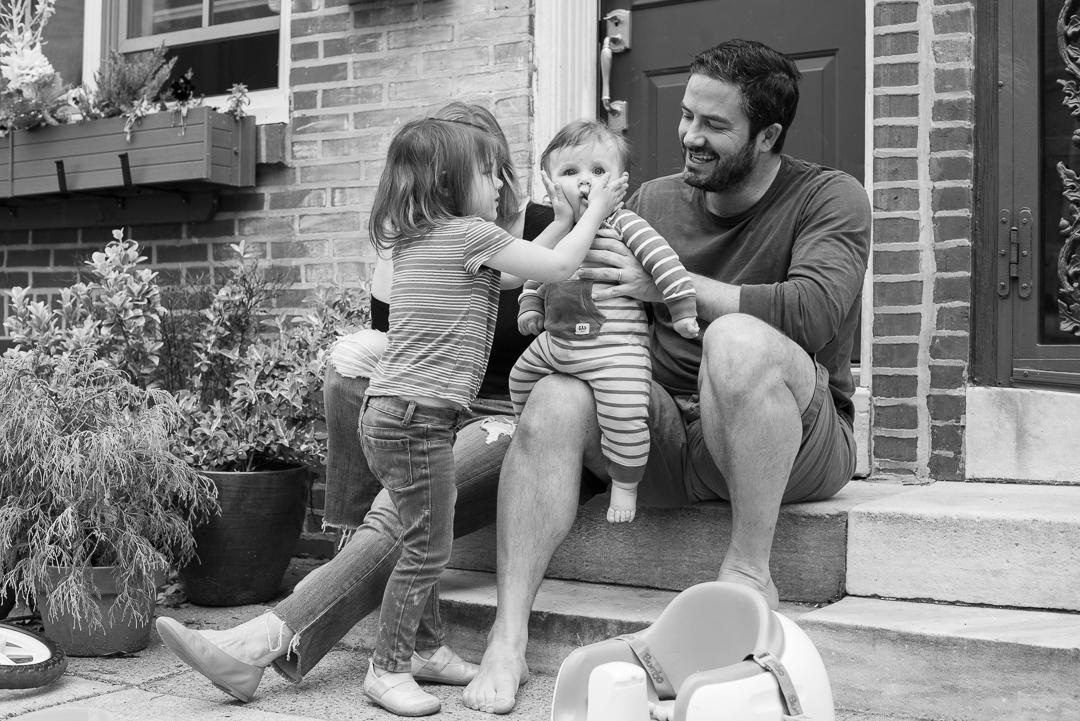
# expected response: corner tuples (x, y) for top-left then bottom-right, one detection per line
(717, 568), (780, 610)
(462, 639), (529, 714)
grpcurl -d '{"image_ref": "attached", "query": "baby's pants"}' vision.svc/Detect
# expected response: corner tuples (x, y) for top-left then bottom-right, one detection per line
(509, 332), (652, 480)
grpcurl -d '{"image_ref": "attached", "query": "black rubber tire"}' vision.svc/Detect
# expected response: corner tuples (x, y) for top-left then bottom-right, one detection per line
(0, 622), (68, 689)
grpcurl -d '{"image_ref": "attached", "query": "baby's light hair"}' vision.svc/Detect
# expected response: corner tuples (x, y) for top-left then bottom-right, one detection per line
(368, 117), (502, 253)
(540, 119), (631, 175)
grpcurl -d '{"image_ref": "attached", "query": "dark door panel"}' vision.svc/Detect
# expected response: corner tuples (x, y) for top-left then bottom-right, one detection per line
(601, 0), (864, 192)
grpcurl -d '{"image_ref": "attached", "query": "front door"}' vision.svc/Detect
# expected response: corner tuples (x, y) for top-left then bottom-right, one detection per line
(993, 1), (1080, 388)
(598, 0), (865, 191)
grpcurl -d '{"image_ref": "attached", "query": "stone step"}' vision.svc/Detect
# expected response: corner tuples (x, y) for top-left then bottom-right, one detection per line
(800, 596), (1080, 721)
(846, 481), (1080, 611)
(340, 570), (1078, 721)
(448, 479), (904, 604)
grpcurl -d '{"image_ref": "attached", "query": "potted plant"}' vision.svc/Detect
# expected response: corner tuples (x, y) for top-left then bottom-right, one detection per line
(5, 232), (369, 607)
(0, 349), (218, 656)
(166, 241), (369, 605)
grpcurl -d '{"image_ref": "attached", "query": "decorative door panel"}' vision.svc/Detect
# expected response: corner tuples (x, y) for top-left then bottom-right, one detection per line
(997, 1), (1080, 388)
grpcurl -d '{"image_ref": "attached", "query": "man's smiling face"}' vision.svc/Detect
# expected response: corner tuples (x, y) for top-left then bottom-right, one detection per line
(545, 139), (624, 221)
(678, 74), (758, 193)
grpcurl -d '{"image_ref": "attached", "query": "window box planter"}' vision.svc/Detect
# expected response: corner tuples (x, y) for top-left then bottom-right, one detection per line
(0, 107), (255, 199)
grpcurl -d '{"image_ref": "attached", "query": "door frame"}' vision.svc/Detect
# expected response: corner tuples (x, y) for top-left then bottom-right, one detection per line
(532, 1), (873, 387)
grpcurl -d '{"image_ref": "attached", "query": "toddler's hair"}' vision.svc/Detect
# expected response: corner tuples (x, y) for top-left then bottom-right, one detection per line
(369, 117), (502, 252)
(539, 119), (631, 175)
(433, 102), (520, 226)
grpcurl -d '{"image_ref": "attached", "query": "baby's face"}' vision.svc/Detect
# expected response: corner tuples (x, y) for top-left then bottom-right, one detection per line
(545, 139), (625, 220)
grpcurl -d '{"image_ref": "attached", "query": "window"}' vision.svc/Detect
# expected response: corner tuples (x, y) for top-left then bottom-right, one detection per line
(84, 0), (290, 123)
(42, 0), (85, 86)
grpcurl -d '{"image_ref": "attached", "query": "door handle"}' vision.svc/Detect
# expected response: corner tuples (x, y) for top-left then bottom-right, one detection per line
(600, 10), (631, 131)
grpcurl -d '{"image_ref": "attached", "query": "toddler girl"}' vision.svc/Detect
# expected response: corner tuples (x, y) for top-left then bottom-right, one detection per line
(359, 116), (627, 716)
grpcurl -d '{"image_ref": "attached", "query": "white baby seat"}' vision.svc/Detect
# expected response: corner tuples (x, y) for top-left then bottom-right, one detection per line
(550, 581), (834, 721)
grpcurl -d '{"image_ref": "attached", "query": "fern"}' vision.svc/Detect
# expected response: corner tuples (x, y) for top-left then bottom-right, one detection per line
(88, 45), (176, 119)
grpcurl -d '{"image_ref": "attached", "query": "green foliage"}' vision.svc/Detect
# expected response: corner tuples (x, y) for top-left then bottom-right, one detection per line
(0, 350), (219, 631)
(78, 45), (176, 120)
(170, 241), (370, 472)
(4, 229), (165, 385)
(4, 232), (372, 474)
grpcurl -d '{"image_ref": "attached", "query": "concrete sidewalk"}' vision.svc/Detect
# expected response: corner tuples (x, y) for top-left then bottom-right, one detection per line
(2, 599), (555, 721)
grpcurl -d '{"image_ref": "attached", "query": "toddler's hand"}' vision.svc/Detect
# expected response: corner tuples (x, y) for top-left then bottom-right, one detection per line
(518, 311), (544, 336)
(541, 170), (575, 227)
(586, 171), (629, 217)
(673, 317), (700, 339)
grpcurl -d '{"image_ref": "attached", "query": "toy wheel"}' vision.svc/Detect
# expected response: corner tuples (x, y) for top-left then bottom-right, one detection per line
(0, 622), (68, 689)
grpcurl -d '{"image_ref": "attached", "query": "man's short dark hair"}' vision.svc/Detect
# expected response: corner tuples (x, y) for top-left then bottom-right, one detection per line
(689, 39), (801, 153)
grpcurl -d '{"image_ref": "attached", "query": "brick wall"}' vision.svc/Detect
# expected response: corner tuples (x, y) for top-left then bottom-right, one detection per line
(871, 0), (974, 480)
(0, 0), (539, 539)
(0, 0), (537, 327)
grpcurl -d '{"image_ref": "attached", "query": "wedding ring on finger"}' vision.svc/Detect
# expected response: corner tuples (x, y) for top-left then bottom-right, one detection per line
(616, 270), (623, 283)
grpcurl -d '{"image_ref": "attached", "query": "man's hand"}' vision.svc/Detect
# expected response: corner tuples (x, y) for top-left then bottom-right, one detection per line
(672, 317), (700, 338)
(518, 310), (544, 336)
(576, 235), (663, 303)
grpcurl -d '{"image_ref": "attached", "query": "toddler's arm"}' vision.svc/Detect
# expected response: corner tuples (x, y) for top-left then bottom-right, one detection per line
(485, 172), (628, 283)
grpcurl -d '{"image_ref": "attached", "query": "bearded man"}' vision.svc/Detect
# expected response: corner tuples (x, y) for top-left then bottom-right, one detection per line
(463, 38), (870, 715)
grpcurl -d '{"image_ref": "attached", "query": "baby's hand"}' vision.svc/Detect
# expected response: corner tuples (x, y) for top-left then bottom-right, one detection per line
(586, 171), (629, 217)
(673, 317), (700, 339)
(518, 311), (544, 336)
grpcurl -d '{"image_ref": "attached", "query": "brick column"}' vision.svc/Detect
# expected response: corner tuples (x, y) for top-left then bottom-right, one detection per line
(871, 0), (974, 481)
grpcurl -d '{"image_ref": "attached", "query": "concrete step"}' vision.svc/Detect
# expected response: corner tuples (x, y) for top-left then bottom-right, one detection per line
(800, 596), (1080, 721)
(449, 479), (904, 604)
(342, 570), (1078, 721)
(847, 481), (1080, 611)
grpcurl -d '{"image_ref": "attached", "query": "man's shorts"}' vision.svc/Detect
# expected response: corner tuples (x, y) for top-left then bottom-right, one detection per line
(637, 362), (855, 507)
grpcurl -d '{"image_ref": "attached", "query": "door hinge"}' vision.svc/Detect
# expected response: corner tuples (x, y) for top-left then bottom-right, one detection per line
(997, 207), (1033, 299)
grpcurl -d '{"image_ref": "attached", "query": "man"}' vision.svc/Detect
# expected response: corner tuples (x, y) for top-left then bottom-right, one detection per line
(462, 38), (871, 714)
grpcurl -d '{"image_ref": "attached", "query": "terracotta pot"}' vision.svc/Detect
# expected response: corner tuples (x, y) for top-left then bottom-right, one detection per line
(37, 566), (154, 657)
(180, 464), (308, 606)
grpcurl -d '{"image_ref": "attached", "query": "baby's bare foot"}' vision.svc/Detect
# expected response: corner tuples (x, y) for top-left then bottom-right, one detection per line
(607, 482), (638, 524)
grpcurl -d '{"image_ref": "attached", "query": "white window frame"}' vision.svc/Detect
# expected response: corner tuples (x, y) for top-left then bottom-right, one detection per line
(83, 0), (290, 125)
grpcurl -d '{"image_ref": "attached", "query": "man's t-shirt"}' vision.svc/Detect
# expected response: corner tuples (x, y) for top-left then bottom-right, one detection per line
(627, 155), (871, 424)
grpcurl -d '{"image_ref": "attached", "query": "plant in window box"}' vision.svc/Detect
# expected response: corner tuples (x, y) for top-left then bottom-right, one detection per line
(0, 0), (77, 135)
(0, 4), (254, 199)
(0, 349), (219, 656)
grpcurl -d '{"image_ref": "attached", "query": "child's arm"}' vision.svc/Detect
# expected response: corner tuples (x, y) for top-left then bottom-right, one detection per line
(610, 209), (700, 338)
(485, 172), (628, 283)
(499, 172), (574, 289)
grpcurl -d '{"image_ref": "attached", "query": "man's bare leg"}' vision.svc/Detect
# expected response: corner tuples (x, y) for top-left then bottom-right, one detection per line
(698, 314), (817, 609)
(463, 375), (602, 714)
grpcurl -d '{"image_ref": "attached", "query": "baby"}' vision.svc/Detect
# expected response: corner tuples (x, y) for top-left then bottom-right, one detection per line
(509, 119), (699, 524)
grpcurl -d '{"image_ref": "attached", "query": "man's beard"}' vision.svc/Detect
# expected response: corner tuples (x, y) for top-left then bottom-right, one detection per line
(681, 137), (756, 192)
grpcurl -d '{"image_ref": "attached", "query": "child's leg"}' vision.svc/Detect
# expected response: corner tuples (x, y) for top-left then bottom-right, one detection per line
(582, 345), (653, 523)
(359, 397), (458, 715)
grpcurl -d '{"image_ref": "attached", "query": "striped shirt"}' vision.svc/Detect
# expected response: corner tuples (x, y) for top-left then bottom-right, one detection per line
(367, 216), (516, 408)
(519, 208), (697, 321)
